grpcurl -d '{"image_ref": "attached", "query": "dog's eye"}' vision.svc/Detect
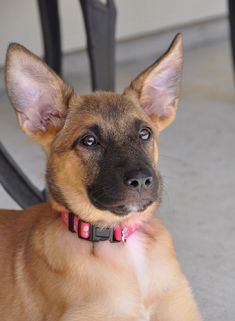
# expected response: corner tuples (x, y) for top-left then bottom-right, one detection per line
(80, 135), (97, 147)
(139, 128), (151, 141)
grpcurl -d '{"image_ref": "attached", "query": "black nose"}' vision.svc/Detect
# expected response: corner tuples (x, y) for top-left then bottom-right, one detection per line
(124, 169), (153, 192)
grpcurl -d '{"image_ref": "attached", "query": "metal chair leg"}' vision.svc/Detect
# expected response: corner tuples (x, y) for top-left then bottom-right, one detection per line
(80, 0), (116, 91)
(37, 0), (62, 76)
(228, 0), (235, 73)
(0, 142), (46, 209)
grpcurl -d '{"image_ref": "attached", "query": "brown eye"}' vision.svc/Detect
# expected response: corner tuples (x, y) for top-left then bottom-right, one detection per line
(139, 128), (151, 141)
(80, 135), (97, 147)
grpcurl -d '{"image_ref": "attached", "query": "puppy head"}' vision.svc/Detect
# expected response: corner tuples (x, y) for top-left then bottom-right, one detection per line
(5, 35), (183, 226)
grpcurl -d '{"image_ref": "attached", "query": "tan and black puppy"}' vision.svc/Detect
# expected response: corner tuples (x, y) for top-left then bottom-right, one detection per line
(0, 35), (203, 321)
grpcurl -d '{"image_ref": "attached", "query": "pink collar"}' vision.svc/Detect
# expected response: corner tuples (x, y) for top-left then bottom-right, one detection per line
(61, 211), (141, 242)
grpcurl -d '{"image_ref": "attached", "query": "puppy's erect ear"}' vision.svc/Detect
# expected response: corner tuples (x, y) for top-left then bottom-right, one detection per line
(5, 43), (73, 143)
(124, 34), (183, 131)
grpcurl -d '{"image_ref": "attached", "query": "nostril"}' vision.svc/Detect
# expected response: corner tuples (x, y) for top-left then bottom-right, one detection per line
(144, 177), (153, 188)
(126, 177), (153, 190)
(127, 179), (139, 188)
(124, 169), (153, 191)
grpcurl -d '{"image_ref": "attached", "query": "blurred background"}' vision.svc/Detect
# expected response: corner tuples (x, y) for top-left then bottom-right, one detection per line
(0, 1), (234, 320)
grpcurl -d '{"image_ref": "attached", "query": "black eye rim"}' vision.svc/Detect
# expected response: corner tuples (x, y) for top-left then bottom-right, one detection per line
(74, 133), (99, 149)
(139, 127), (152, 141)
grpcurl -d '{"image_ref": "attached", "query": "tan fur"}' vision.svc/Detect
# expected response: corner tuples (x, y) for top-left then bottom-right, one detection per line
(0, 35), (203, 321)
(0, 204), (202, 321)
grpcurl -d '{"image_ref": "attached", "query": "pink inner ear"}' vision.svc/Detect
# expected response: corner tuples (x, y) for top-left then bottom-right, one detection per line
(18, 105), (62, 132)
(10, 68), (64, 132)
(141, 64), (179, 118)
(142, 85), (173, 117)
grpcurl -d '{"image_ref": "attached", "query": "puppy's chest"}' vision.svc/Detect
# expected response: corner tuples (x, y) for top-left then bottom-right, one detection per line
(65, 232), (154, 321)
(124, 234), (152, 321)
(96, 233), (152, 320)
(99, 232), (150, 296)
(124, 233), (150, 298)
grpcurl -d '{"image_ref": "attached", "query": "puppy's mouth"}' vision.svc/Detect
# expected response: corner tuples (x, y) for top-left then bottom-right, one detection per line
(110, 201), (153, 215)
(90, 195), (154, 216)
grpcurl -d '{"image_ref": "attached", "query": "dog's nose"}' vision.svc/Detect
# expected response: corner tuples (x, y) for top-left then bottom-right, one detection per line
(124, 169), (153, 192)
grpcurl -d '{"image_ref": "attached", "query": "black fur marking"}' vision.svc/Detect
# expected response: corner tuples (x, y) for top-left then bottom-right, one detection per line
(86, 133), (160, 215)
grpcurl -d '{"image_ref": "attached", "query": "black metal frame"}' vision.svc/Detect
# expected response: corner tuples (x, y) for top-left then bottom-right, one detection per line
(80, 0), (116, 91)
(0, 0), (116, 209)
(37, 0), (116, 90)
(37, 0), (62, 76)
(228, 0), (235, 73)
(0, 142), (45, 208)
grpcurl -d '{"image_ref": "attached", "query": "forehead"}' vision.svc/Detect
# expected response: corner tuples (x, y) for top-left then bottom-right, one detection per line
(68, 92), (152, 134)
(53, 92), (157, 152)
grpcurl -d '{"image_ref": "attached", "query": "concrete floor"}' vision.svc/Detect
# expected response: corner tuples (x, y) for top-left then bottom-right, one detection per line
(0, 36), (235, 320)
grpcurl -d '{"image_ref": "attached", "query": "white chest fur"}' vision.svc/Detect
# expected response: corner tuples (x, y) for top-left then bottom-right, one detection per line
(125, 232), (149, 300)
(92, 231), (152, 321)
(138, 307), (152, 321)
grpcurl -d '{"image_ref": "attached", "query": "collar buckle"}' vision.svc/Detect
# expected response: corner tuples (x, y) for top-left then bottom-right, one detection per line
(90, 225), (112, 242)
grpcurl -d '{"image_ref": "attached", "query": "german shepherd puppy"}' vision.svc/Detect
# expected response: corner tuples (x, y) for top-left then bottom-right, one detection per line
(0, 34), (203, 321)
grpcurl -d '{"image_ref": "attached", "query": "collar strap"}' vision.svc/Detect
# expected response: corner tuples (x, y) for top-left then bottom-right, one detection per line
(61, 211), (141, 243)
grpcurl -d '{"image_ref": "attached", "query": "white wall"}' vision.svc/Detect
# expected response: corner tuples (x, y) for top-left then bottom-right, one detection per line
(0, 0), (227, 66)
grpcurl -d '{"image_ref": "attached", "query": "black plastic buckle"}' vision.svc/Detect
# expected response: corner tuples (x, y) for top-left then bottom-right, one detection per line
(90, 225), (121, 242)
(89, 225), (110, 242)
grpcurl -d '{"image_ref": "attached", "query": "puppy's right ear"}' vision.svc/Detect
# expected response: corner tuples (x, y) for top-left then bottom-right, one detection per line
(5, 43), (73, 144)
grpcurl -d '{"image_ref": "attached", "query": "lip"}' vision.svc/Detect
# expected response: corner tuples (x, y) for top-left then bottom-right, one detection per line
(90, 195), (154, 216)
(111, 201), (153, 215)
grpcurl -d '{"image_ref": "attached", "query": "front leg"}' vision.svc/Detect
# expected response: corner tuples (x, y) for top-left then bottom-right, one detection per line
(151, 279), (203, 321)
(142, 219), (203, 321)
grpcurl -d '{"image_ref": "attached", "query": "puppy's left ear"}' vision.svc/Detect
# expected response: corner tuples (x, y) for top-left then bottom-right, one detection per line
(124, 34), (183, 131)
